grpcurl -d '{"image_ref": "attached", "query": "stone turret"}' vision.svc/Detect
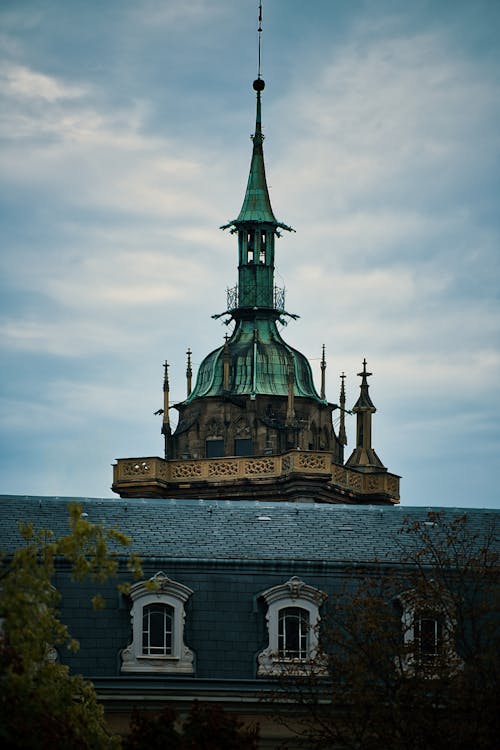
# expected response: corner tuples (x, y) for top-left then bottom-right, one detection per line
(112, 76), (400, 505)
(170, 77), (343, 464)
(346, 359), (387, 472)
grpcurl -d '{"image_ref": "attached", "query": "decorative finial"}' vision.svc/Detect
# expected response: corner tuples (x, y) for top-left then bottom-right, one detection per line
(186, 349), (192, 397)
(339, 371), (347, 446)
(358, 358), (372, 381)
(253, 2), (265, 91)
(161, 360), (171, 456)
(223, 334), (230, 391)
(320, 344), (326, 400)
(286, 350), (295, 425)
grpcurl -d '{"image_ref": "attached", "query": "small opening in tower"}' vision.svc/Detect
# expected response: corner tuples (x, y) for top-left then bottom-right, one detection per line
(259, 231), (266, 263)
(247, 231), (254, 263)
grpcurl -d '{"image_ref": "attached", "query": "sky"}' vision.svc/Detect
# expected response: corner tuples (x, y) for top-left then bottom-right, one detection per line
(0, 0), (499, 509)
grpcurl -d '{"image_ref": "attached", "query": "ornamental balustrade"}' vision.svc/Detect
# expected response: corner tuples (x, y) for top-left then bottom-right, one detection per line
(113, 451), (399, 500)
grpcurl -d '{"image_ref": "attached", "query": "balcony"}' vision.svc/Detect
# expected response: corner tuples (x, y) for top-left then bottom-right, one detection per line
(112, 450), (400, 504)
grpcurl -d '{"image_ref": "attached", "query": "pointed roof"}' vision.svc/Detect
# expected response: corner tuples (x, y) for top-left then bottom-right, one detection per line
(352, 358), (376, 412)
(221, 79), (293, 232)
(237, 79), (277, 224)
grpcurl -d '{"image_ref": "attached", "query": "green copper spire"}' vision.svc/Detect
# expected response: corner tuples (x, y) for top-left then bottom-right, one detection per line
(221, 79), (293, 233)
(236, 80), (277, 224)
(187, 69), (322, 407)
(220, 79), (293, 315)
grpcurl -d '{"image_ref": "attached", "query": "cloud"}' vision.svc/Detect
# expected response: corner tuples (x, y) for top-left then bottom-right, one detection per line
(128, 0), (223, 28)
(0, 1), (498, 506)
(0, 62), (86, 101)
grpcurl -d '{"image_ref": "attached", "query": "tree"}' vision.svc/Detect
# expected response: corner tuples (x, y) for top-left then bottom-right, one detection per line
(273, 512), (500, 750)
(0, 503), (142, 749)
(123, 701), (259, 750)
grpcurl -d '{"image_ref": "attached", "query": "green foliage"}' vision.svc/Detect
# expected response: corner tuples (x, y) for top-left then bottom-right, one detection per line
(123, 701), (259, 750)
(274, 513), (500, 750)
(0, 503), (143, 749)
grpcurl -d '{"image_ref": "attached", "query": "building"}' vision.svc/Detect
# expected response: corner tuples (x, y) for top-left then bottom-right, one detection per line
(1, 58), (498, 750)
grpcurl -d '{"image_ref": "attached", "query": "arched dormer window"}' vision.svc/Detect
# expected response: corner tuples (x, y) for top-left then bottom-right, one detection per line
(258, 577), (327, 676)
(121, 572), (194, 674)
(396, 587), (462, 678)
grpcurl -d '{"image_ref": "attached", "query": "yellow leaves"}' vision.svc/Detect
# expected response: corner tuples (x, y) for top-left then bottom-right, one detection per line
(19, 521), (34, 540)
(91, 593), (106, 611)
(68, 638), (80, 653)
(0, 504), (138, 748)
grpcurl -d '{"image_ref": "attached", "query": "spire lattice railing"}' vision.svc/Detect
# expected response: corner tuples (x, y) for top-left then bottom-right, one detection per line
(226, 284), (286, 312)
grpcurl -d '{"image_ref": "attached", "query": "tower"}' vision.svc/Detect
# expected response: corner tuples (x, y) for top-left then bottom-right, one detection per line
(112, 55), (400, 504)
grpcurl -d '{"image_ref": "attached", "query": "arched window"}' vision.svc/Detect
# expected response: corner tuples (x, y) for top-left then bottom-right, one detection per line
(278, 607), (309, 659)
(396, 588), (461, 678)
(259, 231), (266, 263)
(247, 231), (254, 263)
(258, 577), (327, 676)
(142, 603), (173, 656)
(414, 612), (442, 665)
(121, 572), (194, 674)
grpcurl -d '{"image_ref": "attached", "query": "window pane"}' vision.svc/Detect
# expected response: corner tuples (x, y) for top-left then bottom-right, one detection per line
(415, 614), (441, 662)
(234, 438), (253, 456)
(142, 604), (173, 656)
(278, 607), (309, 659)
(206, 439), (224, 458)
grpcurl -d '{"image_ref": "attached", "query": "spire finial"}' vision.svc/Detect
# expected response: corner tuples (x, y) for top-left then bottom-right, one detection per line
(339, 371), (347, 446)
(258, 2), (263, 80)
(186, 348), (192, 396)
(161, 360), (171, 458)
(358, 358), (372, 383)
(223, 334), (230, 390)
(320, 344), (326, 400)
(253, 2), (265, 95)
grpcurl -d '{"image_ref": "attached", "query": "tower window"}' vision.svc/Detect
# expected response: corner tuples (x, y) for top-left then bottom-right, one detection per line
(234, 438), (253, 456)
(259, 231), (266, 263)
(247, 231), (254, 263)
(206, 438), (224, 458)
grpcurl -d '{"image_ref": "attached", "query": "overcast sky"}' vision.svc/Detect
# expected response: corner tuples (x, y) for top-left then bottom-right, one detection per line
(1, 0), (499, 509)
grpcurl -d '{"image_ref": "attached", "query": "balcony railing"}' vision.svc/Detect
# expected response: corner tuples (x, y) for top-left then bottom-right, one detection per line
(113, 450), (400, 502)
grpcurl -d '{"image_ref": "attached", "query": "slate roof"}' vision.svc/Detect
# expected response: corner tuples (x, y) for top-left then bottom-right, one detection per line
(1, 496), (498, 566)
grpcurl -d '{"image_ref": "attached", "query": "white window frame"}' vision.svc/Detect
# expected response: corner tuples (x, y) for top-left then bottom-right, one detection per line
(396, 587), (461, 678)
(121, 572), (194, 674)
(258, 577), (327, 676)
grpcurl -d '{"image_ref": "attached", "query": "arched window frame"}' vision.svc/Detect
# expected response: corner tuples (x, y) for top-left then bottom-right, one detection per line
(396, 586), (462, 678)
(121, 572), (194, 674)
(278, 606), (310, 659)
(141, 601), (174, 656)
(257, 577), (327, 676)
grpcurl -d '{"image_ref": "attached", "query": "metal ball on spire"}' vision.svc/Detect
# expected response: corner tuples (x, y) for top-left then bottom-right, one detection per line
(253, 77), (265, 91)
